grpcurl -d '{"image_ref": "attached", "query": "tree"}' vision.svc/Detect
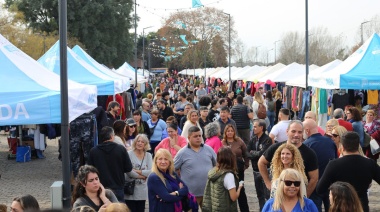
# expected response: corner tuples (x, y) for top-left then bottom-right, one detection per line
(277, 31), (304, 64)
(233, 39), (245, 67)
(5, 0), (135, 67)
(277, 27), (344, 66)
(163, 7), (236, 68)
(0, 3), (59, 60)
(211, 35), (227, 67)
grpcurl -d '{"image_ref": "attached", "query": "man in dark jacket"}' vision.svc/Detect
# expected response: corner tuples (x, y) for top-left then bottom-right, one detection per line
(87, 126), (133, 202)
(231, 95), (253, 145)
(247, 119), (272, 211)
(157, 99), (174, 122)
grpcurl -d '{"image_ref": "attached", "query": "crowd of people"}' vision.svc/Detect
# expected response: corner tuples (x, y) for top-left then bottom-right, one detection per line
(4, 74), (380, 212)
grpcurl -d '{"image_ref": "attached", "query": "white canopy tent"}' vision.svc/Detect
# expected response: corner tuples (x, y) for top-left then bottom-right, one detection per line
(115, 62), (147, 84)
(285, 64), (320, 88)
(232, 65), (267, 80)
(306, 60), (343, 88)
(259, 62), (305, 82)
(247, 63), (285, 82)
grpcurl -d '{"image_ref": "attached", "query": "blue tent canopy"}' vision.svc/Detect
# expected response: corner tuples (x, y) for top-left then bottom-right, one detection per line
(72, 45), (131, 91)
(340, 33), (380, 89)
(0, 34), (97, 125)
(38, 41), (117, 95)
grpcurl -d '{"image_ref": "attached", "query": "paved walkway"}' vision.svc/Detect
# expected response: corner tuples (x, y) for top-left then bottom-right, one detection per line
(1, 133), (380, 211)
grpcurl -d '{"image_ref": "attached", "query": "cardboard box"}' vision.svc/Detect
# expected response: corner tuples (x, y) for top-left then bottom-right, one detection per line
(22, 139), (35, 149)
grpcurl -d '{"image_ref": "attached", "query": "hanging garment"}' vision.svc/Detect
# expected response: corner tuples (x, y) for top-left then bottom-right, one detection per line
(368, 90), (379, 105)
(69, 113), (97, 177)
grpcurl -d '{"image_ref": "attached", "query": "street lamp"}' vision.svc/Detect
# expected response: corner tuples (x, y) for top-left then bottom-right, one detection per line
(267, 49), (273, 66)
(274, 40), (280, 63)
(222, 11), (231, 90)
(142, 26), (153, 77)
(361, 21), (370, 45)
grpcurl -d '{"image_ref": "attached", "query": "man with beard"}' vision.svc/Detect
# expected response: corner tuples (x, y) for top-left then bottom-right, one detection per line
(157, 99), (173, 122)
(258, 120), (319, 198)
(106, 101), (120, 127)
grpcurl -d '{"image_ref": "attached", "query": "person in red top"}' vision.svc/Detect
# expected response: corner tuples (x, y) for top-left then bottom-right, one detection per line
(333, 108), (353, 131)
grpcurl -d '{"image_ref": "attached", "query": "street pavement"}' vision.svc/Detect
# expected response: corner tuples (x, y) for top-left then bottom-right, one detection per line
(1, 132), (380, 211)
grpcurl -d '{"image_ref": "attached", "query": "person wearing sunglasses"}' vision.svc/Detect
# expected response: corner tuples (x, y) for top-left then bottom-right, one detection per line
(331, 126), (347, 156)
(269, 143), (308, 198)
(124, 118), (138, 151)
(262, 168), (318, 212)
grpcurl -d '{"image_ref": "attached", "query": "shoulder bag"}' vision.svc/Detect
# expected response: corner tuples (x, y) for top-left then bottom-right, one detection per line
(124, 153), (145, 195)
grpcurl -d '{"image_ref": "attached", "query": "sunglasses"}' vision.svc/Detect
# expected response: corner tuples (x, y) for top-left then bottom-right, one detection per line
(332, 134), (339, 138)
(129, 125), (136, 128)
(283, 180), (301, 187)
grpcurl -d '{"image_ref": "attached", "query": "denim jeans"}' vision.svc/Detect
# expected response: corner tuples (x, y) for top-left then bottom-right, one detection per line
(299, 91), (310, 121)
(253, 171), (270, 211)
(266, 111), (275, 133)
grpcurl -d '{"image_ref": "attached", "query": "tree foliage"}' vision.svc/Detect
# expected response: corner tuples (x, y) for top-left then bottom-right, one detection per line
(162, 7), (235, 68)
(5, 0), (135, 67)
(277, 27), (345, 66)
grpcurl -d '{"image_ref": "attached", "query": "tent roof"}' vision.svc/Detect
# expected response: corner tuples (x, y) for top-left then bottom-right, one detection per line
(307, 60), (343, 88)
(247, 63), (285, 82)
(72, 45), (130, 91)
(0, 34), (97, 124)
(340, 33), (380, 89)
(38, 41), (118, 95)
(285, 64), (324, 88)
(259, 62), (305, 82)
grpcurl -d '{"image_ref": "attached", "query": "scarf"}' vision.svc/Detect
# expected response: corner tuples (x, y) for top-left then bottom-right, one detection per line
(159, 170), (182, 212)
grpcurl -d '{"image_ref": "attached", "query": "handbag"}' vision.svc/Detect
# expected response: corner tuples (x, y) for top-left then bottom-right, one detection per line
(363, 132), (371, 147)
(181, 192), (198, 212)
(124, 153), (145, 195)
(149, 120), (158, 137)
(370, 139), (380, 155)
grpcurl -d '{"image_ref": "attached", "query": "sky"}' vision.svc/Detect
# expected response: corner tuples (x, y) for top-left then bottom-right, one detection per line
(135, 0), (380, 61)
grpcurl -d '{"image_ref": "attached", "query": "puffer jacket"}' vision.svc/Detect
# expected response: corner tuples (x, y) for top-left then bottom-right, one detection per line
(202, 168), (238, 212)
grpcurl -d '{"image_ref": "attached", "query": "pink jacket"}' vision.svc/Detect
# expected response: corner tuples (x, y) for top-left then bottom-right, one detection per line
(155, 135), (188, 158)
(205, 136), (223, 154)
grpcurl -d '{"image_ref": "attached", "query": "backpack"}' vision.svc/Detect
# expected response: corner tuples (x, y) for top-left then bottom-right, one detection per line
(257, 103), (267, 119)
(267, 100), (275, 112)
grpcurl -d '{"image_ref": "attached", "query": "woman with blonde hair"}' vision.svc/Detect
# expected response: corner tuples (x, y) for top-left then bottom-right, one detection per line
(181, 110), (203, 141)
(262, 169), (317, 211)
(252, 91), (266, 120)
(147, 149), (189, 212)
(325, 119), (339, 138)
(125, 134), (152, 212)
(270, 143), (308, 197)
(331, 126), (365, 157)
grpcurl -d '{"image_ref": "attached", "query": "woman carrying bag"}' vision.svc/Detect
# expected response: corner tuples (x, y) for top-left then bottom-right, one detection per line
(125, 134), (152, 212)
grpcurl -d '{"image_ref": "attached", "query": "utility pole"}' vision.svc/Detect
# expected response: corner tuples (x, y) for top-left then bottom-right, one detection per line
(361, 21), (370, 45)
(267, 49), (273, 66)
(274, 40), (280, 63)
(142, 26), (153, 77)
(134, 0), (137, 87)
(222, 12), (231, 90)
(255, 46), (260, 64)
